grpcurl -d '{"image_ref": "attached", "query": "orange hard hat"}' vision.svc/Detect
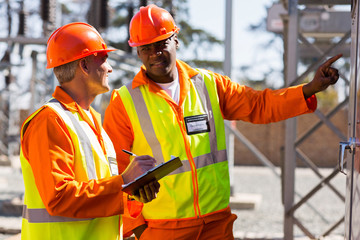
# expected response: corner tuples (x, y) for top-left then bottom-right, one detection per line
(46, 22), (117, 69)
(128, 4), (180, 47)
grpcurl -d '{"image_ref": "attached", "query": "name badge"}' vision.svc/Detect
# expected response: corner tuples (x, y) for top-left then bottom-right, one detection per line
(108, 157), (119, 176)
(184, 114), (210, 135)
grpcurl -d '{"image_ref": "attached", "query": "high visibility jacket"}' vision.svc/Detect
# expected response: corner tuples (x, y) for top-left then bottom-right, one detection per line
(119, 68), (229, 220)
(20, 87), (125, 240)
(103, 60), (316, 232)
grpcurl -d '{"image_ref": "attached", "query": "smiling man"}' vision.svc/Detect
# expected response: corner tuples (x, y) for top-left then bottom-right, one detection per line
(136, 34), (178, 83)
(19, 22), (160, 240)
(103, 4), (341, 240)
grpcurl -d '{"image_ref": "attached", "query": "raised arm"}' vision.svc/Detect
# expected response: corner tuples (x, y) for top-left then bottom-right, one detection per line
(302, 54), (342, 99)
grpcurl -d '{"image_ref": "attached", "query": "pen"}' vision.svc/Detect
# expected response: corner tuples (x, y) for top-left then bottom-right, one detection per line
(122, 149), (137, 157)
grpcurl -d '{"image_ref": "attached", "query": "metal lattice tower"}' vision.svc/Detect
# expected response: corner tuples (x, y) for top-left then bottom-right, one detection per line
(225, 0), (350, 238)
(280, 0), (351, 239)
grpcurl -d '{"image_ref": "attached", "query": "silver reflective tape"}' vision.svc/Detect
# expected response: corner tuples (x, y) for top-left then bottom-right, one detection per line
(22, 205), (93, 223)
(191, 72), (218, 157)
(193, 149), (227, 168)
(48, 99), (97, 180)
(167, 160), (192, 175)
(167, 149), (227, 176)
(126, 83), (165, 163)
(125, 71), (223, 171)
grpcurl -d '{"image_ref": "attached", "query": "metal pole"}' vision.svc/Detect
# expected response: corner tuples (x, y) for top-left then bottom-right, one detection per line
(224, 0), (234, 194)
(30, 51), (38, 114)
(283, 0), (298, 239)
(224, 0), (232, 77)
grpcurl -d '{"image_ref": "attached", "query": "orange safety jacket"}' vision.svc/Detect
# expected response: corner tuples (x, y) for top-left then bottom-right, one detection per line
(20, 86), (130, 240)
(103, 59), (316, 235)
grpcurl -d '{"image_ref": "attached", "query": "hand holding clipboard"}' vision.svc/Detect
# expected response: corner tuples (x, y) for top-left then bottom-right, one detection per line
(121, 150), (183, 196)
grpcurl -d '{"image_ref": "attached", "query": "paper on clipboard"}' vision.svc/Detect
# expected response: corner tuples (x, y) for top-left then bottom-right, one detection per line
(121, 156), (183, 196)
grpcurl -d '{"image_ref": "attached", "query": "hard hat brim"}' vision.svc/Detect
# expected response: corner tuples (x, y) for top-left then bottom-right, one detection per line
(128, 27), (179, 47)
(46, 48), (117, 69)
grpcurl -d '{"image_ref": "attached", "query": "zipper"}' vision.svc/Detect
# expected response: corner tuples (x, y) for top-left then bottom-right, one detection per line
(173, 104), (201, 218)
(184, 134), (201, 218)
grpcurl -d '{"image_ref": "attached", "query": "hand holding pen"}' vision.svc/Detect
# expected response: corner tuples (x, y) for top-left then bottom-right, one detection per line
(122, 149), (137, 156)
(121, 149), (160, 203)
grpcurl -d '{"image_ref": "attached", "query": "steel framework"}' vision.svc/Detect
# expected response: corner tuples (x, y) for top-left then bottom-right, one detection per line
(226, 0), (351, 238)
(281, 0), (350, 239)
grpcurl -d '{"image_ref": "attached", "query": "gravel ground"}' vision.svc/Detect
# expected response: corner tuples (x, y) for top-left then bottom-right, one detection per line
(0, 165), (347, 240)
(0, 166), (23, 240)
(231, 166), (346, 239)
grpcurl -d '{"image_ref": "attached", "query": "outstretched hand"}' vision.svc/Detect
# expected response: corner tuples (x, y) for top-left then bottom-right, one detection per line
(302, 54), (342, 99)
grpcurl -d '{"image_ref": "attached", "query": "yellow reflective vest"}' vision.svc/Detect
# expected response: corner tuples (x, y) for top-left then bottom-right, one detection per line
(20, 99), (121, 240)
(117, 69), (230, 220)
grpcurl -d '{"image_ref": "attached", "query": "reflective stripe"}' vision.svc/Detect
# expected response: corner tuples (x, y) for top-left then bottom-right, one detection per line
(168, 160), (191, 175)
(127, 72), (221, 168)
(169, 149), (227, 176)
(47, 99), (97, 180)
(126, 82), (165, 163)
(191, 72), (218, 155)
(194, 149), (227, 167)
(20, 98), (120, 238)
(22, 205), (93, 223)
(122, 69), (229, 219)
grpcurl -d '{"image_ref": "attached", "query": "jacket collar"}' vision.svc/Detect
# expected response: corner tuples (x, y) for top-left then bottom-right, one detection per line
(52, 86), (102, 129)
(130, 59), (199, 105)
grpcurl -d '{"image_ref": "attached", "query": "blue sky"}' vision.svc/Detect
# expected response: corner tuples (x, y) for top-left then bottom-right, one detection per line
(185, 0), (351, 89)
(186, 0), (284, 86)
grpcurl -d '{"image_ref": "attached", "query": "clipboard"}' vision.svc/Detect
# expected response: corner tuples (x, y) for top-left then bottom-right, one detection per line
(121, 157), (183, 195)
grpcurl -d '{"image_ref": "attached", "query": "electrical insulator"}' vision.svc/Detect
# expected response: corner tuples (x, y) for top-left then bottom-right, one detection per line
(18, 10), (26, 36)
(41, 0), (56, 25)
(5, 75), (10, 87)
(41, 0), (49, 21)
(87, 0), (108, 30)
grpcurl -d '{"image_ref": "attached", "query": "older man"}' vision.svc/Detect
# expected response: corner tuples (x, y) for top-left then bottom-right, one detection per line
(20, 22), (159, 240)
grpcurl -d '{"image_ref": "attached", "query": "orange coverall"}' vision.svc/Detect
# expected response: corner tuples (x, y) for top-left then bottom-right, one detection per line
(21, 86), (130, 219)
(103, 59), (317, 239)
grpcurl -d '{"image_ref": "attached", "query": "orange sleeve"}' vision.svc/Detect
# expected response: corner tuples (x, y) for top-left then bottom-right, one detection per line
(122, 197), (146, 237)
(104, 90), (146, 234)
(22, 107), (125, 218)
(214, 72), (317, 123)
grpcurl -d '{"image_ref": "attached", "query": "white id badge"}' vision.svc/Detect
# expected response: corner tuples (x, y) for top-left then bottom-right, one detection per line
(108, 157), (119, 176)
(184, 114), (210, 135)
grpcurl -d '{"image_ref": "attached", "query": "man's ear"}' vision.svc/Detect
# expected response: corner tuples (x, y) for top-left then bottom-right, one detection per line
(136, 48), (141, 58)
(174, 35), (179, 49)
(79, 58), (89, 75)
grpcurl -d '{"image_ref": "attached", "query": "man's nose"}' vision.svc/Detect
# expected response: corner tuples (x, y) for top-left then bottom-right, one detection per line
(149, 46), (162, 57)
(107, 61), (113, 72)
